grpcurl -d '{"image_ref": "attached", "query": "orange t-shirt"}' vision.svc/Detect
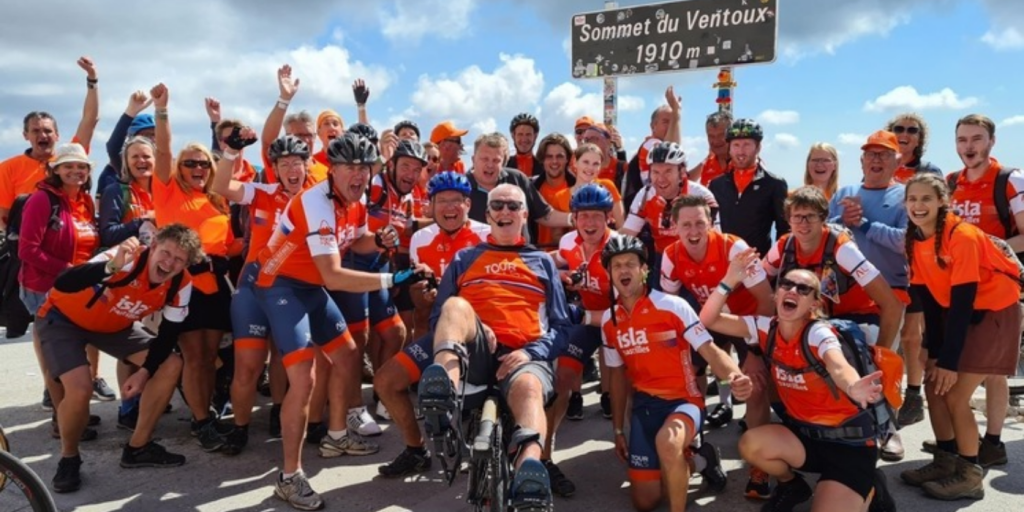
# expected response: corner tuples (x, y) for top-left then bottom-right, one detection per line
(514, 154), (535, 177)
(69, 193), (98, 265)
(409, 220), (490, 277)
(0, 137), (87, 212)
(909, 213), (1021, 311)
(699, 153), (727, 186)
(558, 229), (614, 311)
(152, 176), (232, 294)
(948, 158), (1024, 239)
(597, 157), (620, 184)
(535, 179), (570, 247)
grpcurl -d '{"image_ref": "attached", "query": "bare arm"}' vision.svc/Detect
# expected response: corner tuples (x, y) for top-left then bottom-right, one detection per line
(313, 253), (390, 293)
(699, 247), (760, 338)
(353, 79), (370, 124)
(73, 57), (100, 150)
(262, 65), (300, 156)
(537, 209), (573, 228)
(664, 85), (681, 145)
(213, 150), (248, 204)
(151, 84), (172, 184)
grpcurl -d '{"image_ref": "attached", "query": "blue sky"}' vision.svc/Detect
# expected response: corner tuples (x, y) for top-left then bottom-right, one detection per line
(1, 0), (1022, 191)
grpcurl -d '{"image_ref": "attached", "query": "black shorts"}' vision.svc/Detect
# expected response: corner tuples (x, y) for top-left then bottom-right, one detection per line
(179, 271), (233, 333)
(38, 309), (152, 379)
(792, 427), (878, 499)
(906, 286), (923, 314)
(693, 332), (748, 376)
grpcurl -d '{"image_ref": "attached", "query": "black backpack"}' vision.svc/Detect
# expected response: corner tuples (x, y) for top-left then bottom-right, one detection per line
(946, 167), (1020, 240)
(84, 247), (185, 310)
(777, 224), (857, 303)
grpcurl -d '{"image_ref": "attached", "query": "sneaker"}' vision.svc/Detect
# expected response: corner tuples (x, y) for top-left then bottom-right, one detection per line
(117, 408), (139, 432)
(92, 377), (116, 401)
(222, 425), (249, 456)
(697, 442), (727, 492)
(543, 459), (576, 498)
(419, 363), (457, 439)
(52, 455), (82, 493)
(600, 392), (612, 420)
(275, 471), (325, 511)
(120, 441), (186, 468)
(42, 388), (53, 411)
(375, 400), (392, 422)
(898, 391), (925, 426)
(566, 392), (584, 421)
(900, 450), (957, 487)
(378, 446), (432, 478)
(880, 432), (905, 462)
(268, 404), (282, 439)
(87, 414), (101, 427)
(745, 468), (772, 500)
(979, 437), (1008, 467)
(305, 422), (327, 445)
(706, 403), (733, 429)
(195, 419), (227, 452)
(319, 431), (380, 458)
(511, 458), (553, 511)
(921, 456), (984, 501)
(761, 473), (812, 512)
(347, 406), (382, 437)
(869, 469), (896, 512)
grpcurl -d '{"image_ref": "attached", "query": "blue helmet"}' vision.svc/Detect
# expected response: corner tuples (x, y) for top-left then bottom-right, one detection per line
(570, 183), (614, 212)
(427, 171), (472, 198)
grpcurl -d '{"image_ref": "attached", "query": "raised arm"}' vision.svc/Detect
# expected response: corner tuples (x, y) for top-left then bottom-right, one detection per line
(353, 79), (370, 125)
(107, 91), (152, 173)
(214, 127), (258, 204)
(664, 85), (681, 145)
(262, 65), (301, 155)
(151, 84), (172, 184)
(699, 247), (760, 338)
(205, 97), (222, 152)
(73, 56), (100, 150)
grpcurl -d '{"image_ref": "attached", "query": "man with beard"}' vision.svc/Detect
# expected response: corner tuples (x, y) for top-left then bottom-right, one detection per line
(532, 133), (576, 248)
(688, 112), (732, 187)
(508, 113), (542, 177)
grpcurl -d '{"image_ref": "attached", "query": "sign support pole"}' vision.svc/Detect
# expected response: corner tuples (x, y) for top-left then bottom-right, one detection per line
(603, 1), (618, 128)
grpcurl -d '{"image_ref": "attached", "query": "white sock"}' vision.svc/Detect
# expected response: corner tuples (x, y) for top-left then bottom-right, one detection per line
(282, 470), (299, 481)
(720, 382), (733, 407)
(328, 429), (347, 440)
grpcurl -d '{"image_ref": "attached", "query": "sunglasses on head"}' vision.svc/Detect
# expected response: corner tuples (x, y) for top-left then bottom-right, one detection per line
(181, 159), (212, 169)
(778, 278), (816, 296)
(892, 125), (920, 135)
(488, 200), (524, 212)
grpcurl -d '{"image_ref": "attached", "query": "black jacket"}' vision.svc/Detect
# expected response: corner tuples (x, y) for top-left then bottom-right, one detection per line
(709, 164), (790, 256)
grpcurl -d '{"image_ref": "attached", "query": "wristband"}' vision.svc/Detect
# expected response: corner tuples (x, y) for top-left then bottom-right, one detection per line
(105, 260), (120, 275)
(380, 273), (394, 289)
(86, 78), (98, 84)
(614, 428), (624, 436)
(276, 98), (290, 110)
(222, 151), (238, 162)
(716, 282), (733, 296)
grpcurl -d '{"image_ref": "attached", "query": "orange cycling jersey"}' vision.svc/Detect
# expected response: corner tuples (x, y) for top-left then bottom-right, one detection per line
(948, 158), (1024, 238)
(367, 173), (416, 250)
(743, 316), (857, 426)
(661, 230), (766, 314)
(601, 290), (713, 404)
(557, 229), (615, 311)
(256, 180), (367, 287)
(597, 157), (620, 183)
(623, 181), (717, 253)
(699, 153), (727, 187)
(635, 136), (661, 185)
(409, 220), (490, 278)
(238, 182), (294, 264)
(909, 212), (1021, 312)
(513, 154), (536, 177)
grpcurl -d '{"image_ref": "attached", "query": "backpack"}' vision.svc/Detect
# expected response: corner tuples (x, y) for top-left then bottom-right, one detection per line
(946, 167), (1020, 240)
(7, 190), (61, 241)
(950, 221), (1024, 288)
(777, 224), (855, 303)
(765, 318), (904, 446)
(84, 247), (185, 310)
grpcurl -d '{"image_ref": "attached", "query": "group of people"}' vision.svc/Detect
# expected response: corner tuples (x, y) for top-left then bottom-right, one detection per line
(1, 56), (1020, 512)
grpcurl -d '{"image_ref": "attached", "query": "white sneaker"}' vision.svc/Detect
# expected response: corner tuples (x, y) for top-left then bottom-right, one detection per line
(375, 401), (392, 421)
(274, 471), (324, 510)
(347, 407), (382, 437)
(318, 432), (380, 458)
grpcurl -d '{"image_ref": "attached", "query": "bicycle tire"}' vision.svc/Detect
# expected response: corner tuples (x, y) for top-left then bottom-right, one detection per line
(489, 420), (507, 512)
(0, 450), (58, 512)
(0, 424), (9, 491)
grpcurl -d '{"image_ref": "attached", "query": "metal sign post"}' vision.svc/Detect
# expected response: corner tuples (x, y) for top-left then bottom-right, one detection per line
(603, 1), (618, 128)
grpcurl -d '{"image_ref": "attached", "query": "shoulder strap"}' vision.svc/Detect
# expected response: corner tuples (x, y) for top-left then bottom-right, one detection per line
(800, 319), (841, 400)
(85, 248), (150, 309)
(120, 183), (133, 222)
(946, 171), (960, 195)
(765, 318), (779, 363)
(993, 167), (1018, 239)
(777, 235), (796, 287)
(164, 270), (185, 307)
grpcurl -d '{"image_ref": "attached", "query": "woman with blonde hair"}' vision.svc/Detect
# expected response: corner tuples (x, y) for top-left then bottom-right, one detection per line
(803, 142), (838, 200)
(553, 143), (625, 228)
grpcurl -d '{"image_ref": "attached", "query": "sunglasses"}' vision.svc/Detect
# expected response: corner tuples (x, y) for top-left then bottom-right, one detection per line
(778, 278), (816, 296)
(488, 200), (524, 212)
(574, 128), (587, 135)
(892, 125), (920, 135)
(181, 159), (212, 169)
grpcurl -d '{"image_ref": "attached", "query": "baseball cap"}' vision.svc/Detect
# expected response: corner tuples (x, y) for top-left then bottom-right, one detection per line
(430, 121), (469, 145)
(317, 109), (343, 129)
(574, 116), (595, 129)
(862, 130), (900, 152)
(50, 143), (92, 169)
(128, 114), (155, 136)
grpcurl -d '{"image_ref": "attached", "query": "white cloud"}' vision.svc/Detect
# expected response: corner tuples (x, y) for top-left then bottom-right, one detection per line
(1002, 115), (1024, 127)
(758, 109), (800, 125)
(411, 53), (545, 124)
(838, 133), (867, 145)
(618, 96), (646, 113)
(774, 133), (800, 150)
(982, 27), (1024, 50)
(380, 0), (477, 43)
(863, 86), (979, 112)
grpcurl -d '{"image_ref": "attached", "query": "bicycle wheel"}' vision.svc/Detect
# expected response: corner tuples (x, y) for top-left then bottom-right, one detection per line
(0, 424), (9, 491)
(0, 450), (58, 512)
(488, 420), (508, 512)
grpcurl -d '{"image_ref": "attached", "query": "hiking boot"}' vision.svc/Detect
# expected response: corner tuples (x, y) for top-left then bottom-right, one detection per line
(901, 450), (957, 487)
(706, 403), (733, 429)
(117, 407), (138, 432)
(869, 469), (897, 512)
(419, 363), (458, 439)
(268, 404), (282, 439)
(697, 442), (727, 492)
(898, 391), (925, 426)
(222, 425), (249, 456)
(922, 439), (937, 454)
(92, 377), (116, 401)
(881, 432), (905, 462)
(600, 392), (612, 419)
(52, 455), (82, 493)
(195, 418), (227, 452)
(745, 467), (772, 500)
(347, 406), (382, 437)
(566, 392), (584, 421)
(760, 473), (811, 512)
(979, 438), (1008, 467)
(318, 432), (380, 458)
(543, 459), (576, 498)
(921, 456), (984, 501)
(42, 388), (53, 411)
(275, 471), (324, 511)
(305, 422), (327, 445)
(120, 441), (186, 468)
(511, 458), (553, 511)
(378, 446), (432, 478)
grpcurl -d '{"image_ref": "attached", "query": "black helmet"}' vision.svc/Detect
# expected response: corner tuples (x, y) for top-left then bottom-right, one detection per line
(346, 122), (379, 145)
(646, 141), (687, 167)
(327, 133), (378, 165)
(726, 119), (764, 143)
(392, 139), (428, 165)
(601, 234), (648, 270)
(393, 120), (420, 140)
(509, 113), (540, 134)
(267, 135), (310, 163)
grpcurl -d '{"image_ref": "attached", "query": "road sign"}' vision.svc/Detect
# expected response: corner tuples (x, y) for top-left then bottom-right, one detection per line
(571, 0), (777, 79)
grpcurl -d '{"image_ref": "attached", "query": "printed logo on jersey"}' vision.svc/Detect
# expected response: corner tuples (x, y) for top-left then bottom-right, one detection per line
(774, 367), (808, 391)
(249, 324), (267, 337)
(485, 258), (522, 275)
(616, 327), (650, 355)
(317, 221), (335, 247)
(112, 297), (150, 320)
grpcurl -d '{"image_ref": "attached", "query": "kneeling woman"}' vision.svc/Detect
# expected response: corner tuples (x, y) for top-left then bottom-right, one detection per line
(701, 258), (887, 512)
(899, 174), (1021, 500)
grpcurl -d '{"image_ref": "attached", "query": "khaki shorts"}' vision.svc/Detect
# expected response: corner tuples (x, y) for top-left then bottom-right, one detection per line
(38, 309), (152, 379)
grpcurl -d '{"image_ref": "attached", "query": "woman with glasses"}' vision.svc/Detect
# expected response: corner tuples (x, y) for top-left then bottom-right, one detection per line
(888, 113), (942, 184)
(150, 83), (237, 450)
(700, 258), (892, 512)
(803, 142), (839, 200)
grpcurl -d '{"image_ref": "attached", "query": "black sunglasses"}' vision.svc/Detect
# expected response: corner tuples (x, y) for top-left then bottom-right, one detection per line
(181, 159), (212, 169)
(488, 200), (524, 212)
(574, 128), (587, 135)
(778, 278), (816, 296)
(892, 125), (920, 135)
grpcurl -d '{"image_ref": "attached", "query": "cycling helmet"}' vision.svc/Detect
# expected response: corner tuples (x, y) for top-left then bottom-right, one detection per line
(646, 141), (687, 167)
(427, 171), (472, 198)
(393, 120), (420, 140)
(570, 183), (614, 212)
(726, 119), (764, 142)
(346, 122), (379, 144)
(327, 133), (378, 165)
(392, 139), (428, 165)
(509, 113), (540, 134)
(267, 135), (310, 162)
(601, 234), (648, 270)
